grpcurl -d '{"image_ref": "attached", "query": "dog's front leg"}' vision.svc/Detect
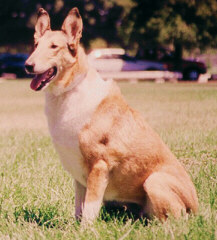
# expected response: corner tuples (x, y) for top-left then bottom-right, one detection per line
(81, 159), (109, 225)
(74, 180), (86, 220)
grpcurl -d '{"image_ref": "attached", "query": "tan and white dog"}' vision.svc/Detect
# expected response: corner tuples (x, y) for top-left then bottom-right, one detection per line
(25, 8), (198, 224)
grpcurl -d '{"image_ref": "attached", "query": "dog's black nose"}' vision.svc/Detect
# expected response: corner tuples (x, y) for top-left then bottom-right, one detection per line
(25, 63), (35, 73)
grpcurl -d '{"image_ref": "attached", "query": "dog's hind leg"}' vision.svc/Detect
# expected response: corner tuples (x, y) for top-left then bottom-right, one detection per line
(142, 172), (198, 220)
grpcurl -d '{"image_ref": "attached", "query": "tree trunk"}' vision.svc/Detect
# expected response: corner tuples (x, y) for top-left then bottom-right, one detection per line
(174, 42), (183, 60)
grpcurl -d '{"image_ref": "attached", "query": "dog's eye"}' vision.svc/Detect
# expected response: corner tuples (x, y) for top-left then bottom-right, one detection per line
(51, 44), (58, 49)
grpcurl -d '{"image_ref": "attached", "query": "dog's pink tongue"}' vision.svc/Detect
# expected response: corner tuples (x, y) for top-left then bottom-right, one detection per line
(30, 70), (49, 90)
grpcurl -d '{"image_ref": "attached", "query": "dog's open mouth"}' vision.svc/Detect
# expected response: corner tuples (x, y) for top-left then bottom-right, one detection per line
(30, 67), (57, 91)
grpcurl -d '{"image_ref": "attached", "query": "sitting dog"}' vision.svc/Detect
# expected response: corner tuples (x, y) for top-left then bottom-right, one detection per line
(25, 7), (198, 224)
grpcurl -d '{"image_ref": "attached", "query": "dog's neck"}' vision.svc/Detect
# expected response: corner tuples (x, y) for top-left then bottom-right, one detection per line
(46, 46), (89, 96)
(44, 63), (113, 149)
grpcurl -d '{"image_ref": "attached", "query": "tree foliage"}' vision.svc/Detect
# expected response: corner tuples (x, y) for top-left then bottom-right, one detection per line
(0, 0), (124, 48)
(126, 0), (217, 52)
(0, 0), (216, 53)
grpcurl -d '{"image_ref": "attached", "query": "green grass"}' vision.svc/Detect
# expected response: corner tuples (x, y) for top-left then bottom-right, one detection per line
(0, 80), (216, 239)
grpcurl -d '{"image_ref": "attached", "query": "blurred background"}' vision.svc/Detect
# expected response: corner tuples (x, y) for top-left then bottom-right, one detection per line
(0, 0), (217, 81)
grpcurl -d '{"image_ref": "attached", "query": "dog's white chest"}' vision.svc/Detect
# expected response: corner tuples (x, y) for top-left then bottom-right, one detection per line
(54, 143), (86, 185)
(45, 91), (95, 185)
(45, 69), (112, 185)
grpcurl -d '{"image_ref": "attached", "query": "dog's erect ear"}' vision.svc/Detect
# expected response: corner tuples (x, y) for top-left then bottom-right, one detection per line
(61, 8), (83, 50)
(34, 8), (51, 41)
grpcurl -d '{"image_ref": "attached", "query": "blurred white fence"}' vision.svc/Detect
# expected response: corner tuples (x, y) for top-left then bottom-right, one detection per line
(100, 71), (182, 83)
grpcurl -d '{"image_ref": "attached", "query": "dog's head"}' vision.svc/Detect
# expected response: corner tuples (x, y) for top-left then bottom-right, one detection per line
(25, 8), (84, 92)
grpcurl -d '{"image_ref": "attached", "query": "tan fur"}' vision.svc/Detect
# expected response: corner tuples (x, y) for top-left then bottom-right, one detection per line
(27, 8), (198, 224)
(79, 88), (198, 216)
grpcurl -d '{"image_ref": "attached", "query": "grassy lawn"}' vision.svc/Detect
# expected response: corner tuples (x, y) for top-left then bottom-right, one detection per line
(0, 80), (216, 239)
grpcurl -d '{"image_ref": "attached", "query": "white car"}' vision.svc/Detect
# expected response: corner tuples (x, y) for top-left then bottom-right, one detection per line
(88, 48), (166, 72)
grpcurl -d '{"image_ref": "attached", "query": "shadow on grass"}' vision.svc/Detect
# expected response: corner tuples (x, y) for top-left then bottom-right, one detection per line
(13, 205), (68, 228)
(100, 202), (149, 226)
(13, 202), (150, 228)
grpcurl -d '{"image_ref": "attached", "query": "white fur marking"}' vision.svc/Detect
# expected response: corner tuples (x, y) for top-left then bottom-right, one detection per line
(45, 68), (113, 185)
(75, 180), (86, 219)
(82, 200), (102, 222)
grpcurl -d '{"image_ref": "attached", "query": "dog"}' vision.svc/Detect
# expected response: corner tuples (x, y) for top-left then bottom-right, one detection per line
(25, 7), (198, 225)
